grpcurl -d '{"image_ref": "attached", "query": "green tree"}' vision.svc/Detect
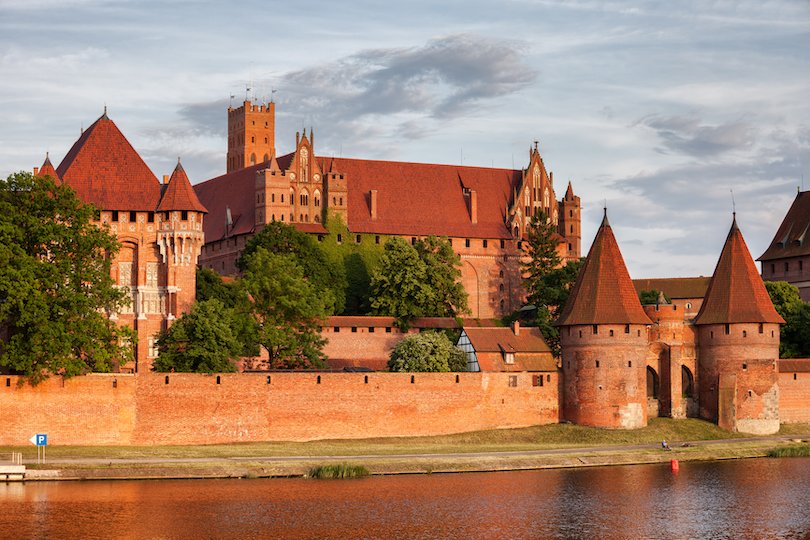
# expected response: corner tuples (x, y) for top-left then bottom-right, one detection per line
(639, 289), (670, 305)
(237, 221), (346, 314)
(153, 299), (240, 373)
(388, 331), (467, 372)
(765, 281), (808, 358)
(415, 235), (469, 317)
(370, 236), (468, 328)
(369, 237), (433, 328)
(241, 248), (330, 369)
(522, 212), (583, 357)
(196, 267), (259, 356)
(0, 172), (132, 384)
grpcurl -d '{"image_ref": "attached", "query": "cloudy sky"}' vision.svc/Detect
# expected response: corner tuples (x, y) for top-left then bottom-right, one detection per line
(2, 0), (809, 278)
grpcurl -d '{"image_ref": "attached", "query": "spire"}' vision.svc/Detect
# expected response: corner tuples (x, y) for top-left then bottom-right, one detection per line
(37, 152), (59, 181)
(101, 105), (108, 120)
(565, 181), (575, 200)
(695, 215), (784, 325)
(157, 159), (208, 213)
(556, 212), (652, 326)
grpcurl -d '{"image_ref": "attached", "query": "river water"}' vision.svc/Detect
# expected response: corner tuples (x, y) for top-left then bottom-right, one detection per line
(2, 458), (810, 539)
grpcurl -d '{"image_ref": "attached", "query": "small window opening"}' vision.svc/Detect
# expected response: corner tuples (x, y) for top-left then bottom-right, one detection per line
(165, 376), (170, 385)
(455, 375), (460, 383)
(336, 234), (342, 243)
(147, 212), (154, 223)
(759, 323), (764, 334)
(112, 211), (119, 222)
(5, 378), (10, 387)
(351, 327), (357, 333)
(794, 373), (798, 380)
(743, 330), (747, 338)
(375, 235), (380, 244)
(385, 327), (392, 333)
(628, 361), (632, 368)
(368, 327), (375, 333)
(129, 211), (137, 222)
(609, 329), (614, 337)
(356, 234), (362, 244)
(267, 376), (271, 384)
(112, 378), (117, 389)
(748, 390), (753, 398)
(317, 375), (321, 384)
(465, 239), (470, 248)
(411, 375), (415, 384)
(625, 324), (630, 334)
(216, 375), (221, 384)
(724, 324), (730, 335)
(364, 375), (369, 384)
(500, 239), (505, 248)
(592, 325), (598, 335)
(483, 239), (488, 248)
(742, 363), (747, 370)
(596, 360), (600, 368)
(333, 326), (340, 333)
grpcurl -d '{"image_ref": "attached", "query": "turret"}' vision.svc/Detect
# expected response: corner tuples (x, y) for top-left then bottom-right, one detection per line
(558, 181), (581, 263)
(556, 210), (652, 428)
(694, 214), (784, 434)
(156, 160), (207, 317)
(35, 153), (60, 182)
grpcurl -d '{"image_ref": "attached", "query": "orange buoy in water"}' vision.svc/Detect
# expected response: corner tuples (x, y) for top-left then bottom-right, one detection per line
(670, 459), (680, 472)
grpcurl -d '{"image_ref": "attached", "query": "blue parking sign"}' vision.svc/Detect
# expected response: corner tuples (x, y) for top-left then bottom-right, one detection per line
(36, 434), (47, 446)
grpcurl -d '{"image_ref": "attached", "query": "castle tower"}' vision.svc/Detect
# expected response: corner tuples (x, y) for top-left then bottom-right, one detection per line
(227, 100), (275, 173)
(559, 181), (581, 263)
(254, 153), (289, 229)
(156, 160), (207, 326)
(35, 153), (59, 181)
(556, 210), (652, 429)
(694, 215), (784, 434)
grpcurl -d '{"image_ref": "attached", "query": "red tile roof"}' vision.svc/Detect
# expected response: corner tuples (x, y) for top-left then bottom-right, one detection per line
(37, 154), (59, 181)
(56, 113), (162, 211)
(320, 156), (520, 238)
(556, 212), (652, 326)
(194, 155), (293, 242)
(695, 216), (785, 325)
(157, 161), (207, 213)
(758, 191), (810, 261)
(632, 277), (711, 300)
(778, 359), (810, 373)
(463, 326), (551, 353)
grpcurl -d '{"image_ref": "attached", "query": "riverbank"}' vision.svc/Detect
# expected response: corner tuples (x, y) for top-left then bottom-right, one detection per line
(5, 419), (810, 481)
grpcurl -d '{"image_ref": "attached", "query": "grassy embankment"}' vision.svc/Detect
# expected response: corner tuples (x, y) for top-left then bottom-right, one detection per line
(3, 419), (808, 479)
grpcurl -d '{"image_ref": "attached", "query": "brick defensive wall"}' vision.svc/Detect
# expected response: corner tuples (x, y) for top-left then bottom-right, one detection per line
(0, 372), (560, 446)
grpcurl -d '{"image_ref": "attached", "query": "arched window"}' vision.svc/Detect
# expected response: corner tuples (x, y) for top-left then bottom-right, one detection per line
(647, 367), (659, 399)
(314, 190), (321, 207)
(263, 153), (269, 162)
(543, 187), (549, 209)
(300, 190), (309, 206)
(682, 366), (695, 399)
(250, 153), (256, 165)
(524, 186), (530, 206)
(290, 188), (295, 206)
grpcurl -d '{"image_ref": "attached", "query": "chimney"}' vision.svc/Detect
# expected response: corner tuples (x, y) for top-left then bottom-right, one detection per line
(163, 175), (169, 185)
(370, 189), (377, 220)
(33, 167), (39, 176)
(470, 189), (478, 224)
(512, 320), (520, 336)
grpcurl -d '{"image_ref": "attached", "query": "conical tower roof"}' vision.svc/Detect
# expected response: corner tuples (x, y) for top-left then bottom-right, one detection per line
(556, 211), (652, 326)
(37, 153), (59, 181)
(56, 111), (161, 211)
(157, 160), (207, 213)
(695, 215), (784, 325)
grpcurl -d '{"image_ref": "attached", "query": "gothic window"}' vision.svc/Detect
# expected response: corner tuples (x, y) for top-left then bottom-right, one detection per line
(544, 188), (550, 209)
(146, 263), (158, 288)
(300, 147), (309, 182)
(524, 186), (530, 206)
(290, 188), (295, 205)
(300, 190), (309, 206)
(250, 153), (256, 165)
(533, 166), (540, 186)
(314, 190), (321, 207)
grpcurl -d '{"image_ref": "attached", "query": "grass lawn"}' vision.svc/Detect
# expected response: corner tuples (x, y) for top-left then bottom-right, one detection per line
(3, 418), (795, 462)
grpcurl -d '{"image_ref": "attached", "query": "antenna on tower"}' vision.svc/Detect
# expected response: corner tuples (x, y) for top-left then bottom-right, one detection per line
(730, 188), (736, 214)
(245, 84), (251, 102)
(229, 94), (235, 108)
(271, 88), (277, 103)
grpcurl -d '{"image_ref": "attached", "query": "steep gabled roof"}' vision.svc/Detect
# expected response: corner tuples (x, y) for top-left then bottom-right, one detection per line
(318, 156), (522, 239)
(632, 277), (711, 300)
(556, 212), (652, 326)
(37, 154), (60, 181)
(56, 112), (161, 211)
(695, 216), (784, 325)
(157, 161), (207, 213)
(758, 190), (810, 261)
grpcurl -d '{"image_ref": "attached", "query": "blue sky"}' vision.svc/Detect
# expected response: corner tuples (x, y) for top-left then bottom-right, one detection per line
(2, 0), (809, 278)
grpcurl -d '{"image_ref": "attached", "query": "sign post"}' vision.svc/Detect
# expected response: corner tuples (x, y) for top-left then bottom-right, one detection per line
(29, 434), (47, 464)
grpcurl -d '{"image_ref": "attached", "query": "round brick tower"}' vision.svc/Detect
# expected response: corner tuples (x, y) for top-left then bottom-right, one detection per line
(556, 211), (652, 429)
(694, 215), (784, 435)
